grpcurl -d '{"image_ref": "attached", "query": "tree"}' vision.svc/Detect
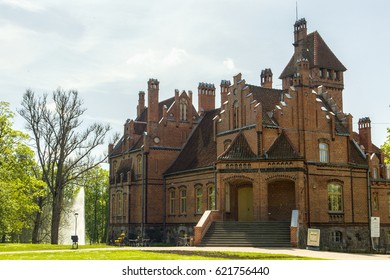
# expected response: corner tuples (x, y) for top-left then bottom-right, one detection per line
(83, 166), (109, 244)
(18, 89), (112, 244)
(0, 102), (45, 241)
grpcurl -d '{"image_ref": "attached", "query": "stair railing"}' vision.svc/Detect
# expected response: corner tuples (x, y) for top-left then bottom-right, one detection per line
(194, 210), (222, 246)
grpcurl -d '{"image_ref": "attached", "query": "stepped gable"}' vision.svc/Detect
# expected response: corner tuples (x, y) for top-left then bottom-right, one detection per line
(349, 140), (367, 165)
(164, 109), (219, 174)
(266, 131), (301, 160)
(218, 131), (257, 161)
(248, 85), (281, 127)
(280, 31), (347, 79)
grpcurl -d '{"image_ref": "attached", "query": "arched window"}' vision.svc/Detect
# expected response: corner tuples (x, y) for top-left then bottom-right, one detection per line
(328, 182), (343, 212)
(372, 167), (378, 179)
(319, 142), (329, 163)
(207, 184), (215, 210)
(179, 187), (187, 214)
(223, 139), (231, 151)
(117, 191), (123, 216)
(180, 98), (188, 121)
(195, 185), (203, 214)
(169, 189), (175, 215)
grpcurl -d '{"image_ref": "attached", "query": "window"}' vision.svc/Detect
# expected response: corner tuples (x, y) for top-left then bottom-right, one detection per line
(223, 139), (232, 151)
(326, 69), (331, 79)
(373, 192), (379, 211)
(112, 161), (117, 177)
(118, 192), (123, 216)
(195, 186), (203, 214)
(207, 184), (215, 210)
(372, 167), (378, 179)
(180, 188), (187, 215)
(233, 100), (239, 129)
(328, 183), (343, 212)
(319, 142), (329, 163)
(331, 231), (342, 243)
(169, 189), (175, 215)
(137, 155), (142, 175)
(180, 98), (188, 121)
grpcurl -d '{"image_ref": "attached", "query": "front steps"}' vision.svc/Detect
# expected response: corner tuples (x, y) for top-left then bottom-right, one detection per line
(200, 221), (291, 247)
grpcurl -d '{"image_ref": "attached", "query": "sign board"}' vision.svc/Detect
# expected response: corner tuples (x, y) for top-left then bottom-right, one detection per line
(370, 217), (380, 238)
(307, 228), (320, 247)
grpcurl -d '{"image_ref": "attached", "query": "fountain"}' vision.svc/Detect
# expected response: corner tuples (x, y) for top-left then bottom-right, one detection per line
(59, 187), (86, 245)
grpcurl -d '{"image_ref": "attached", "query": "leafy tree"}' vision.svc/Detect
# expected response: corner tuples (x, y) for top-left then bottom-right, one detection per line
(0, 102), (45, 241)
(381, 131), (390, 164)
(82, 166), (109, 244)
(18, 89), (112, 244)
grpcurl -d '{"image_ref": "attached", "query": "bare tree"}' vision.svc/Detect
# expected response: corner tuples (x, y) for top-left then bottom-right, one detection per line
(19, 88), (112, 244)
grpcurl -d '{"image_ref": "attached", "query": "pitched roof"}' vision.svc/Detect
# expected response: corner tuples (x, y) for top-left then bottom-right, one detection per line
(218, 131), (257, 161)
(266, 131), (301, 159)
(164, 109), (220, 175)
(280, 31), (347, 79)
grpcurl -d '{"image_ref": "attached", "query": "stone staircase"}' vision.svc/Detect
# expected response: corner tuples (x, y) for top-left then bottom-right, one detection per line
(200, 221), (291, 247)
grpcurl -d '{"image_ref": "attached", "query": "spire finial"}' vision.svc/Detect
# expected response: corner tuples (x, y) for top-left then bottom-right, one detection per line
(296, 1), (298, 21)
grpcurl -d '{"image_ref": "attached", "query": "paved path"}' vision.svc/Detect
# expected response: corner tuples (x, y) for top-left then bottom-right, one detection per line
(137, 246), (390, 260)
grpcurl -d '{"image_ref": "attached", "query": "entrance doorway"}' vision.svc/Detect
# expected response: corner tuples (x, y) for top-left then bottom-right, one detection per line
(267, 180), (295, 221)
(238, 186), (253, 221)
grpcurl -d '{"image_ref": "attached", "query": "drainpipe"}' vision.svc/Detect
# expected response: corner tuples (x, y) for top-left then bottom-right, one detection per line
(163, 176), (167, 242)
(367, 169), (374, 251)
(141, 150), (145, 239)
(214, 163), (217, 211)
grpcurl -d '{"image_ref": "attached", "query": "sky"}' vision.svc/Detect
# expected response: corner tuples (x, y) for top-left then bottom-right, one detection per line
(1, 0), (389, 152)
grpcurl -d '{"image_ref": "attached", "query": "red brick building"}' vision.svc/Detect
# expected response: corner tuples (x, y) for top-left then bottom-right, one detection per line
(108, 18), (390, 251)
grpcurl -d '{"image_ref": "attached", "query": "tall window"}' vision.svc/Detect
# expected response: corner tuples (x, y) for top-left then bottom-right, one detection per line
(233, 101), (239, 129)
(328, 183), (343, 212)
(137, 154), (142, 175)
(180, 98), (188, 121)
(169, 189), (175, 215)
(207, 184), (215, 210)
(195, 186), (203, 214)
(373, 192), (379, 211)
(372, 167), (378, 179)
(118, 192), (123, 216)
(180, 188), (187, 215)
(319, 142), (329, 163)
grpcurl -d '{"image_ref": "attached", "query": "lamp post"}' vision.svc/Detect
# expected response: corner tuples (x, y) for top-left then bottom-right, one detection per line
(74, 212), (79, 236)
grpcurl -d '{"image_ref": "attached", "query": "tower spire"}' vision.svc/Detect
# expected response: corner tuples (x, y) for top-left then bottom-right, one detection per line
(296, 1), (298, 21)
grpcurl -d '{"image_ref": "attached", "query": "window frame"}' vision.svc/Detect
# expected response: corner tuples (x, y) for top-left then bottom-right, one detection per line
(195, 185), (203, 214)
(328, 182), (343, 213)
(319, 142), (329, 163)
(207, 184), (215, 210)
(179, 187), (187, 215)
(169, 189), (175, 215)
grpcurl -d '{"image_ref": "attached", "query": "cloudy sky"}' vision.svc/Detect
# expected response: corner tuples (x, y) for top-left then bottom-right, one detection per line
(1, 0), (389, 149)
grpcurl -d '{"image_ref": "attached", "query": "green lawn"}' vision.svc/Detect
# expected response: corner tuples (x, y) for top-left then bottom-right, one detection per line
(0, 244), (319, 260)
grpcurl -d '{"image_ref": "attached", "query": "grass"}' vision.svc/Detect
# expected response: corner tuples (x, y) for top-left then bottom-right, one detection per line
(0, 244), (319, 260)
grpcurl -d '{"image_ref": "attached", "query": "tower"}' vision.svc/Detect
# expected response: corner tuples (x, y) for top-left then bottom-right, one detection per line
(147, 78), (159, 134)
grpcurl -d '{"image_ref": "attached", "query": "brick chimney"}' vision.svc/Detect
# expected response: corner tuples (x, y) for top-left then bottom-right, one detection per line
(358, 117), (372, 152)
(137, 91), (146, 117)
(220, 80), (231, 106)
(147, 78), (159, 134)
(260, 68), (273, 88)
(198, 82), (215, 115)
(294, 18), (307, 50)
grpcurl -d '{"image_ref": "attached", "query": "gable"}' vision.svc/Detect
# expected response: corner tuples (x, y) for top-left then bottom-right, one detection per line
(218, 131), (257, 161)
(266, 132), (301, 160)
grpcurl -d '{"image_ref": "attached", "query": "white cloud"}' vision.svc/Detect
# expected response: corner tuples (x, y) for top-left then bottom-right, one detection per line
(1, 0), (45, 12)
(127, 48), (189, 67)
(223, 58), (235, 71)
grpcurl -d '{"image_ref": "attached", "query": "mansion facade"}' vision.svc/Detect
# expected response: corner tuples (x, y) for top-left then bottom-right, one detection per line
(108, 18), (390, 251)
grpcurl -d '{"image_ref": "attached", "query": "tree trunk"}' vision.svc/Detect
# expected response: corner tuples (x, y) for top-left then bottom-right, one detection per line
(50, 190), (63, 244)
(32, 197), (44, 244)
